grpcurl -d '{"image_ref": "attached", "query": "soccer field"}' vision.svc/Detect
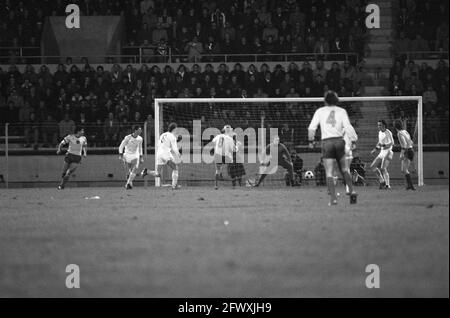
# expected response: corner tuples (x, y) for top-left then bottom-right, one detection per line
(0, 185), (448, 298)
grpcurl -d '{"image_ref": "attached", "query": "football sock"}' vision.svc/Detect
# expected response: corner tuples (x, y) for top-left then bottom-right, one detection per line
(405, 173), (413, 188)
(256, 174), (267, 186)
(127, 172), (136, 185)
(376, 168), (384, 183)
(383, 171), (390, 186)
(172, 170), (179, 187)
(215, 173), (219, 187)
(60, 172), (70, 187)
(343, 171), (354, 193)
(326, 177), (336, 200)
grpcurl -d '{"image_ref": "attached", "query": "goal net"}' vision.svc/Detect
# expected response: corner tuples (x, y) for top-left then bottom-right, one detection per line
(153, 97), (424, 188)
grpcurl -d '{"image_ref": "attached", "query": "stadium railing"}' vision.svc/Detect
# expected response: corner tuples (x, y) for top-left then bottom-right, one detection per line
(395, 51), (449, 61)
(0, 51), (360, 65)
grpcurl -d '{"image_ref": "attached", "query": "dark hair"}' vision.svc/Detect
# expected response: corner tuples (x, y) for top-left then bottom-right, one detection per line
(75, 126), (84, 134)
(133, 125), (141, 131)
(324, 90), (339, 105)
(168, 122), (177, 132)
(393, 120), (403, 131)
(378, 120), (387, 128)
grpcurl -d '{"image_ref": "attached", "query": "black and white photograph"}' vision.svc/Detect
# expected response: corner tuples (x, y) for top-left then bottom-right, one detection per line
(0, 0), (448, 304)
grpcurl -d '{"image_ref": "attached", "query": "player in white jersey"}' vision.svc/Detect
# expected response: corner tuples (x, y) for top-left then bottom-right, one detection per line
(119, 125), (143, 190)
(56, 126), (87, 189)
(308, 91), (358, 206)
(141, 123), (181, 189)
(394, 120), (416, 190)
(370, 120), (394, 189)
(211, 125), (236, 189)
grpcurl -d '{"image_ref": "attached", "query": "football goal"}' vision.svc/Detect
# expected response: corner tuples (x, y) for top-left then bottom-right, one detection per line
(152, 96), (424, 188)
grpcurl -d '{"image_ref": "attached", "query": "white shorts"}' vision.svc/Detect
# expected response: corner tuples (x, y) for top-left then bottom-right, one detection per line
(377, 149), (394, 161)
(123, 153), (140, 167)
(156, 150), (175, 165)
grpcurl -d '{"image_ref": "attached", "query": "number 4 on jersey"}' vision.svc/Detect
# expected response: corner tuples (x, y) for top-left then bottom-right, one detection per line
(326, 110), (336, 127)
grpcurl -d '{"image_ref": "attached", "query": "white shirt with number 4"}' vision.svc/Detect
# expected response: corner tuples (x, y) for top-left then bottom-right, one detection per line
(308, 106), (354, 140)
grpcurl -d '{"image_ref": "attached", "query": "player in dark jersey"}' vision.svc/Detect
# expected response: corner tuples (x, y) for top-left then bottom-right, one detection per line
(249, 136), (294, 187)
(394, 120), (416, 190)
(56, 126), (87, 190)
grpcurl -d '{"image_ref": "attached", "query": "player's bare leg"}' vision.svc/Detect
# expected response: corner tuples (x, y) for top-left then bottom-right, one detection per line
(323, 159), (338, 205)
(58, 162), (70, 189)
(402, 158), (415, 190)
(371, 158), (385, 189)
(337, 156), (357, 204)
(125, 161), (138, 190)
(253, 173), (267, 187)
(344, 157), (353, 193)
(285, 162), (295, 187)
(59, 163), (78, 189)
(167, 161), (180, 190)
(381, 158), (391, 189)
(214, 164), (223, 190)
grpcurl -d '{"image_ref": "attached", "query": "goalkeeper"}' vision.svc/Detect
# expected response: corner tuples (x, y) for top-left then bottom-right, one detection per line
(250, 136), (294, 187)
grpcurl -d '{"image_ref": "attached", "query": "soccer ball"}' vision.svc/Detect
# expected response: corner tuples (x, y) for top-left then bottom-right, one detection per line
(304, 171), (315, 180)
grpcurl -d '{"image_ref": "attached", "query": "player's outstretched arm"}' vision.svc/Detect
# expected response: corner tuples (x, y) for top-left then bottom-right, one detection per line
(56, 139), (66, 155)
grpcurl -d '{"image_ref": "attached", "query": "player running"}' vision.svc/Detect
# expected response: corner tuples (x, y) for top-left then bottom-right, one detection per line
(118, 125), (143, 190)
(370, 120), (394, 189)
(211, 125), (236, 190)
(308, 90), (358, 206)
(56, 126), (87, 190)
(394, 120), (416, 190)
(249, 136), (294, 188)
(141, 122), (181, 190)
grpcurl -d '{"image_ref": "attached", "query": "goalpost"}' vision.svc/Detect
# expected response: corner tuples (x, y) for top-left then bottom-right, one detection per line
(153, 96), (424, 187)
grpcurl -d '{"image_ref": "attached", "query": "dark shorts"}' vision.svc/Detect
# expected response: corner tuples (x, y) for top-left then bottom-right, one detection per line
(321, 138), (346, 161)
(228, 163), (246, 178)
(404, 148), (414, 161)
(65, 153), (82, 164)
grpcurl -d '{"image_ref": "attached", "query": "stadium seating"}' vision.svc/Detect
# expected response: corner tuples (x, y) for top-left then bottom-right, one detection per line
(390, 0), (449, 144)
(0, 0), (448, 148)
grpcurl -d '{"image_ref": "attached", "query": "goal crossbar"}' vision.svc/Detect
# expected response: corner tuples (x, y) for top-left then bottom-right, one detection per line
(154, 96), (424, 187)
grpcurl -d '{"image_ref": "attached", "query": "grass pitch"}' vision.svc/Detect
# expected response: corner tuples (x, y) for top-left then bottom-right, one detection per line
(0, 184), (448, 297)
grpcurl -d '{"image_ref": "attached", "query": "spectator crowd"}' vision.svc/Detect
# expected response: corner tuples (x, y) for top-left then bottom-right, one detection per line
(0, 60), (364, 148)
(394, 0), (448, 56)
(389, 58), (449, 144)
(0, 0), (370, 64)
(391, 0), (449, 144)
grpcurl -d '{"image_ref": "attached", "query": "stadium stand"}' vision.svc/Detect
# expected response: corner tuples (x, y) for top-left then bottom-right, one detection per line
(0, 0), (371, 148)
(390, 0), (449, 144)
(0, 0), (448, 148)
